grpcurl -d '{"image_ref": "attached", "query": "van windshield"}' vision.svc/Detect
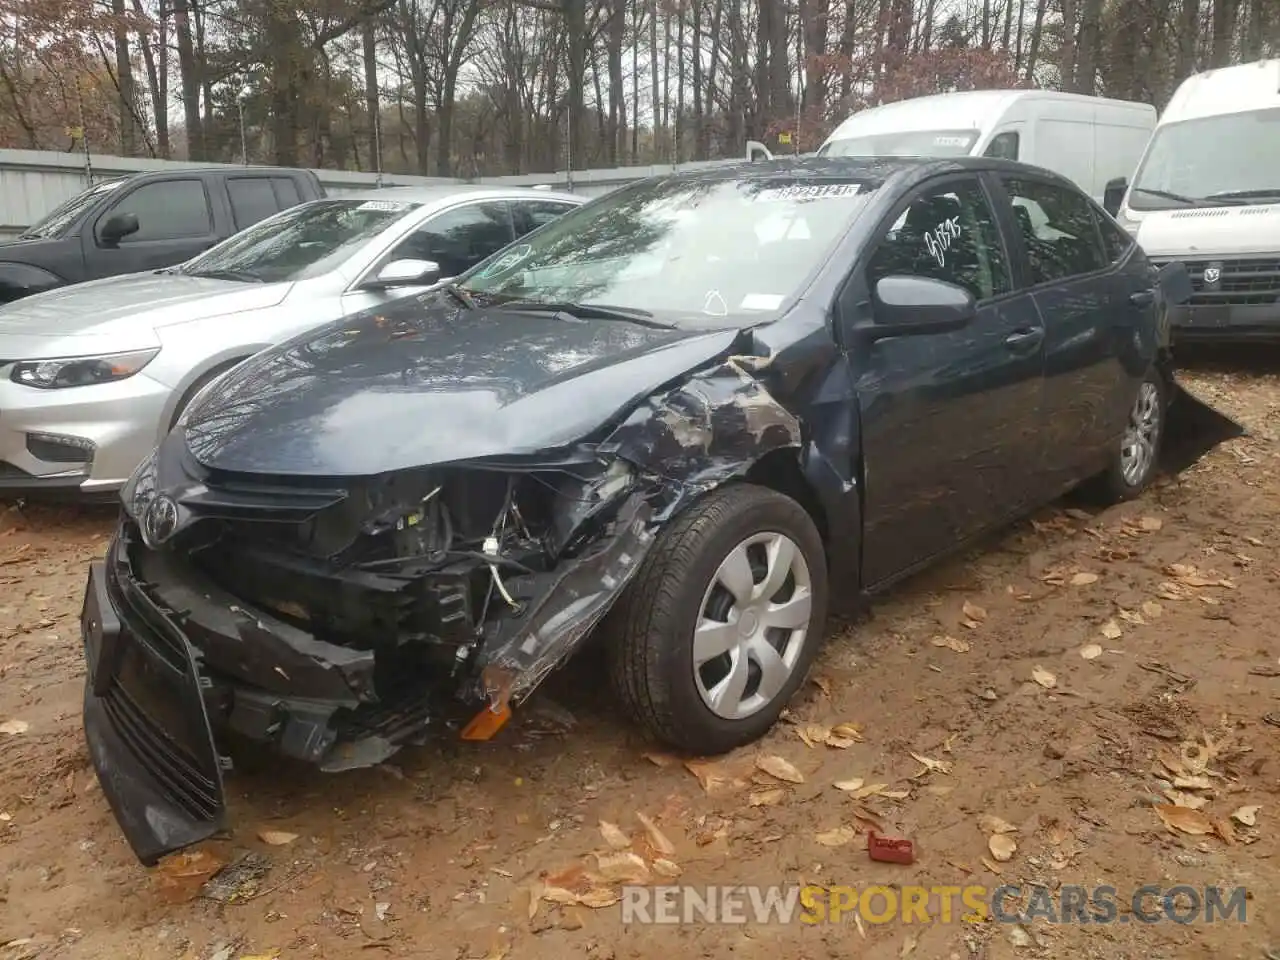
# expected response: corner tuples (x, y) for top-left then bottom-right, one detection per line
(1129, 107), (1280, 209)
(819, 129), (979, 158)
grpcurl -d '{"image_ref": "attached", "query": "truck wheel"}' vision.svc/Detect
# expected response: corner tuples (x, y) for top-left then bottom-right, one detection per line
(606, 484), (829, 755)
(1092, 369), (1166, 504)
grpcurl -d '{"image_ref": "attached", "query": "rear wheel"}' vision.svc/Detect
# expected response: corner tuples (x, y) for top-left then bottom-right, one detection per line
(1092, 370), (1166, 504)
(606, 484), (828, 754)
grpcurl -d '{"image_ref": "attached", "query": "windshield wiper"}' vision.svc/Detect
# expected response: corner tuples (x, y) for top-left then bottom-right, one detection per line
(494, 299), (677, 329)
(1203, 188), (1280, 202)
(441, 282), (475, 309)
(183, 268), (266, 283)
(1130, 187), (1248, 207)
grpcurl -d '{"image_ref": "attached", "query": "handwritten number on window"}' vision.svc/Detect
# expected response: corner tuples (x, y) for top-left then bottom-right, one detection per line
(924, 216), (962, 269)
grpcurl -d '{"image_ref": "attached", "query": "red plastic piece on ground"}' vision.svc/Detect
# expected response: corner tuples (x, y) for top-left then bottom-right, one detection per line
(867, 831), (915, 864)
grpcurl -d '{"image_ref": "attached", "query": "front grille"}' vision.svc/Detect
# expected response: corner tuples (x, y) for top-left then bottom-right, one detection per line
(1154, 256), (1280, 306)
(111, 526), (190, 671)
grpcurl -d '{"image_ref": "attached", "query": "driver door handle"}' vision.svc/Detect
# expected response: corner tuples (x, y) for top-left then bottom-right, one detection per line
(1130, 289), (1155, 307)
(1004, 327), (1044, 353)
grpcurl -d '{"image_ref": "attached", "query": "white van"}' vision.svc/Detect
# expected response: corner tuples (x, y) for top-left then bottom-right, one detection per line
(1114, 59), (1280, 341)
(807, 89), (1155, 207)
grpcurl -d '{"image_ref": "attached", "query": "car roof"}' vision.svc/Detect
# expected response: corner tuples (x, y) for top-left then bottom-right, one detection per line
(328, 185), (585, 207)
(655, 155), (1085, 193)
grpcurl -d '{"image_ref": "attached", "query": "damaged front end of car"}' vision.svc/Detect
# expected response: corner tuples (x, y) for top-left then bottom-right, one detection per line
(81, 349), (804, 864)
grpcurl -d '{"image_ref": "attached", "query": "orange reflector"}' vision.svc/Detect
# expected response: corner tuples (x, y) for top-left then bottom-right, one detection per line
(461, 703), (511, 740)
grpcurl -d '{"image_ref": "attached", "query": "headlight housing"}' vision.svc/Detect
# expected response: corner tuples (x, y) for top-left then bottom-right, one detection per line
(120, 448), (158, 520)
(10, 348), (159, 389)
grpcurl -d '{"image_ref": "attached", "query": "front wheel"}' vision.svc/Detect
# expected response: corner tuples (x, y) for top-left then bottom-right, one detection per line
(606, 484), (829, 755)
(1093, 371), (1166, 503)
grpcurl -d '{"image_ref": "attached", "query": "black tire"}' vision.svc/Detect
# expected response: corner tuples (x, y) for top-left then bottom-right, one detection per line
(606, 483), (829, 755)
(1091, 368), (1167, 504)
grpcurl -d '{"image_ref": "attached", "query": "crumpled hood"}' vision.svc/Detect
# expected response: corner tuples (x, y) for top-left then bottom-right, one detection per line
(182, 296), (743, 477)
(0, 271), (291, 358)
(1134, 203), (1280, 258)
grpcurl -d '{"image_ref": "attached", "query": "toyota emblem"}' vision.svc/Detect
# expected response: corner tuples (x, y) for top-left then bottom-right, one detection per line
(141, 495), (179, 548)
(1203, 266), (1221, 285)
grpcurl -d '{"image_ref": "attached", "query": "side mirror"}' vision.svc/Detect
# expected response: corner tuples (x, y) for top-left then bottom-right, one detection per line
(745, 140), (774, 162)
(363, 258), (441, 290)
(866, 275), (976, 338)
(99, 212), (140, 246)
(1103, 177), (1128, 217)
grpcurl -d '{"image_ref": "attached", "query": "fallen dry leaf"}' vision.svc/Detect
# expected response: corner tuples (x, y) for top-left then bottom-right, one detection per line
(900, 931), (920, 957)
(652, 859), (682, 879)
(987, 834), (1017, 862)
(980, 856), (1003, 875)
(1080, 643), (1103, 660)
(796, 723), (830, 748)
(1119, 609), (1146, 625)
(1154, 804), (1215, 836)
(1070, 571), (1099, 586)
(832, 777), (865, 793)
(683, 759), (740, 794)
(828, 722), (865, 745)
(0, 719), (28, 735)
(593, 851), (650, 883)
(1100, 620), (1123, 640)
(257, 830), (298, 847)
(643, 751), (677, 768)
(1140, 516), (1163, 531)
(1142, 600), (1163, 619)
(908, 751), (953, 774)
(635, 812), (676, 857)
(749, 788), (787, 807)
(851, 782), (891, 800)
(1172, 775), (1212, 791)
(961, 599), (987, 629)
(153, 847), (228, 904)
(598, 821), (631, 850)
(1031, 666), (1057, 689)
(880, 789), (910, 799)
(814, 826), (857, 847)
(756, 754), (805, 784)
(931, 635), (971, 653)
(979, 815), (1017, 835)
(1164, 790), (1209, 810)
(1231, 805), (1260, 827)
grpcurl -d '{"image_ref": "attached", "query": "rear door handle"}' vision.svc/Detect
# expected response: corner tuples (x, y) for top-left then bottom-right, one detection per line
(1004, 327), (1044, 352)
(1130, 289), (1155, 307)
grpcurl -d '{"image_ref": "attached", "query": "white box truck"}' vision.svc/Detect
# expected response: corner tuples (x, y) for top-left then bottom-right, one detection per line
(1113, 58), (1280, 342)
(761, 89), (1155, 208)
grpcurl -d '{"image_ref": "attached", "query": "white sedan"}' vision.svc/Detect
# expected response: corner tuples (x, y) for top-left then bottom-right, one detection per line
(0, 185), (584, 497)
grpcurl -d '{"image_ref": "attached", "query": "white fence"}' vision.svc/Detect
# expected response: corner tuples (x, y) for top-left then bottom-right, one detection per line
(0, 147), (748, 238)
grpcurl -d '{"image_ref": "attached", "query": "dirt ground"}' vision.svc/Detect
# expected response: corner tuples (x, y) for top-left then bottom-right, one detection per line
(2, 352), (1279, 960)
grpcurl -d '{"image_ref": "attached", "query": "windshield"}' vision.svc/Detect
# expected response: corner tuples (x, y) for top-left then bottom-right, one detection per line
(457, 175), (878, 327)
(1129, 108), (1280, 209)
(819, 129), (979, 158)
(20, 179), (125, 239)
(179, 198), (421, 283)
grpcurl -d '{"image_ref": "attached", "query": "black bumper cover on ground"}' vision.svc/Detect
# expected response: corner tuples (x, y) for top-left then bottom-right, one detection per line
(81, 548), (227, 865)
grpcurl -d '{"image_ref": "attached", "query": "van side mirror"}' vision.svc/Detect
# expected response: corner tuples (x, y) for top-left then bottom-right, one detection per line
(99, 212), (140, 246)
(1103, 177), (1128, 217)
(863, 275), (976, 339)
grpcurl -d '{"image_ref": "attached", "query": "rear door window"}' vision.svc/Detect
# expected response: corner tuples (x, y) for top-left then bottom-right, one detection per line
(1000, 177), (1108, 284)
(228, 178), (281, 231)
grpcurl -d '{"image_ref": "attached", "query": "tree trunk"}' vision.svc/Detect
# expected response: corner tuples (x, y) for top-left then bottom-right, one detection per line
(1210, 0), (1239, 66)
(1176, 0), (1201, 80)
(1059, 0), (1077, 90)
(1025, 0), (1048, 80)
(111, 0), (139, 154)
(362, 17), (380, 171)
(1073, 0), (1102, 93)
(606, 0), (624, 165)
(132, 0), (167, 157)
(172, 0), (202, 160)
(650, 0), (661, 158)
(564, 0), (587, 170)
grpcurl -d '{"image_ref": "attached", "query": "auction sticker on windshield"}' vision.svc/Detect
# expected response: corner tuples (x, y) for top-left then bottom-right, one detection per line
(357, 200), (412, 212)
(756, 183), (861, 202)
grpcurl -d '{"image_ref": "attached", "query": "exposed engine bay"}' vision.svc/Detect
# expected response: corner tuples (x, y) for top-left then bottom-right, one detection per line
(113, 353), (801, 773)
